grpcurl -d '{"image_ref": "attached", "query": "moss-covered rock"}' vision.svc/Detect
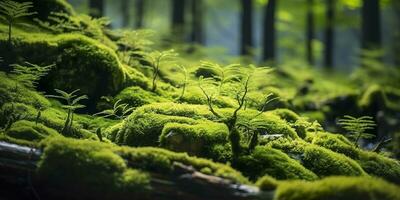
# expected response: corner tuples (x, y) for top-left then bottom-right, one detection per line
(266, 109), (300, 123)
(5, 120), (58, 142)
(236, 146), (318, 181)
(160, 122), (229, 158)
(256, 175), (279, 191)
(274, 176), (400, 200)
(115, 86), (169, 108)
(37, 137), (249, 198)
(0, 32), (127, 111)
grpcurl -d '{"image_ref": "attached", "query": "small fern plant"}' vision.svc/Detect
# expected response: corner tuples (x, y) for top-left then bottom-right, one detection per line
(141, 49), (178, 92)
(94, 99), (134, 120)
(338, 115), (376, 147)
(0, 0), (36, 44)
(10, 62), (54, 89)
(46, 89), (88, 137)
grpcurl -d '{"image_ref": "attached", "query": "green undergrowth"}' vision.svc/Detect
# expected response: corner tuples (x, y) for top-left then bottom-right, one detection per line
(273, 176), (400, 200)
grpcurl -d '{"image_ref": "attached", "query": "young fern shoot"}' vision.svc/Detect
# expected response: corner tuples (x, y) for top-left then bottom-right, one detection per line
(338, 115), (376, 147)
(10, 62), (54, 89)
(142, 49), (178, 92)
(94, 99), (134, 120)
(176, 64), (189, 100)
(0, 0), (36, 44)
(46, 89), (88, 137)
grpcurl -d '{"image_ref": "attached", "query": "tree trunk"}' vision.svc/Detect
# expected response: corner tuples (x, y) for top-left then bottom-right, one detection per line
(306, 0), (315, 66)
(89, 0), (104, 18)
(394, 1), (400, 66)
(135, 0), (145, 28)
(324, 0), (335, 69)
(121, 0), (130, 27)
(262, 0), (277, 64)
(190, 0), (204, 44)
(240, 0), (254, 56)
(172, 0), (186, 41)
(361, 0), (381, 51)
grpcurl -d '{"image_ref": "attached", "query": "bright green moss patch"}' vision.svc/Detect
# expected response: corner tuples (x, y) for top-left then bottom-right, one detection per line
(236, 146), (318, 181)
(357, 151), (400, 184)
(160, 122), (228, 158)
(307, 132), (358, 158)
(266, 109), (300, 123)
(274, 176), (400, 200)
(38, 137), (150, 199)
(5, 120), (58, 142)
(256, 175), (279, 191)
(0, 32), (127, 110)
(115, 86), (169, 108)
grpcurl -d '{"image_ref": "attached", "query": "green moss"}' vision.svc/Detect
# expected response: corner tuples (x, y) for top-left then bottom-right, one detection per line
(38, 137), (150, 199)
(0, 32), (127, 110)
(266, 109), (300, 123)
(307, 132), (358, 159)
(38, 137), (249, 193)
(357, 151), (400, 184)
(269, 139), (367, 177)
(236, 146), (318, 181)
(115, 86), (169, 108)
(256, 175), (279, 191)
(5, 120), (58, 142)
(160, 122), (229, 158)
(275, 176), (400, 200)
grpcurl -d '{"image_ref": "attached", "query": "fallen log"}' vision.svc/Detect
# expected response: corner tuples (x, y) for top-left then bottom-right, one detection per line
(0, 141), (267, 200)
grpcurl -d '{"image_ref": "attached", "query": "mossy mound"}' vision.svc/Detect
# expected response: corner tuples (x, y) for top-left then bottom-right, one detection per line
(256, 175), (279, 191)
(0, 31), (127, 111)
(269, 139), (367, 177)
(274, 176), (400, 200)
(5, 120), (58, 142)
(37, 137), (150, 200)
(37, 137), (248, 199)
(115, 86), (169, 108)
(266, 109), (300, 123)
(160, 122), (229, 158)
(236, 146), (318, 181)
(114, 102), (300, 148)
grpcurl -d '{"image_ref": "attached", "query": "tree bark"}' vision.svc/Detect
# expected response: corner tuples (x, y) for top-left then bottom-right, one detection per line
(306, 0), (315, 66)
(89, 0), (104, 18)
(172, 0), (186, 41)
(121, 0), (130, 27)
(324, 0), (335, 69)
(190, 0), (204, 44)
(361, 0), (381, 51)
(394, 1), (400, 66)
(135, 0), (145, 28)
(262, 0), (277, 64)
(240, 0), (254, 56)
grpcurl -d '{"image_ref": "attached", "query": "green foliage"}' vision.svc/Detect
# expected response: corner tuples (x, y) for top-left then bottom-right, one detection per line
(141, 49), (178, 92)
(0, 0), (36, 43)
(46, 89), (88, 137)
(10, 61), (54, 89)
(275, 176), (400, 200)
(94, 99), (134, 120)
(115, 86), (169, 108)
(176, 64), (188, 100)
(338, 115), (376, 146)
(236, 146), (318, 181)
(0, 103), (26, 131)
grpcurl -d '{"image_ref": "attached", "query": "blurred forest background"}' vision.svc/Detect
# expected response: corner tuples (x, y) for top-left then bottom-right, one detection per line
(67, 0), (400, 71)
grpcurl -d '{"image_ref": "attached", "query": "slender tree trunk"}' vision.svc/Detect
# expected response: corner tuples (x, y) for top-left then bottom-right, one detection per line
(240, 0), (253, 56)
(361, 0), (381, 50)
(190, 0), (204, 44)
(262, 0), (277, 64)
(89, 0), (104, 18)
(324, 0), (335, 69)
(172, 0), (186, 41)
(135, 0), (145, 28)
(306, 0), (315, 65)
(121, 0), (130, 27)
(394, 1), (400, 66)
